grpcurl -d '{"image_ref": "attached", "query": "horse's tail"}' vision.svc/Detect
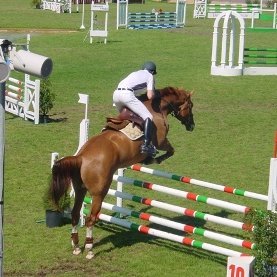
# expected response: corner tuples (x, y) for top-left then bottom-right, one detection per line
(49, 155), (81, 209)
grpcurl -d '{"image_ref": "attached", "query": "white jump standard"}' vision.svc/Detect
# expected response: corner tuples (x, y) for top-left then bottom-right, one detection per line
(211, 10), (277, 76)
(42, 0), (71, 13)
(117, 0), (186, 30)
(193, 0), (262, 19)
(89, 2), (109, 44)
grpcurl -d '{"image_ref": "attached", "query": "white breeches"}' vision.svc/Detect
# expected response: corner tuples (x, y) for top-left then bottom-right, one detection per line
(113, 90), (153, 121)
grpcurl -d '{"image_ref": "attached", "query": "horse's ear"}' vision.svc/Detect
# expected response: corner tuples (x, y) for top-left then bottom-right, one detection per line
(189, 90), (194, 97)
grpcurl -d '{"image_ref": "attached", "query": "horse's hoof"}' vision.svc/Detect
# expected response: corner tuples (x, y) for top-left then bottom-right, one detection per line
(73, 248), (81, 255)
(86, 251), (95, 259)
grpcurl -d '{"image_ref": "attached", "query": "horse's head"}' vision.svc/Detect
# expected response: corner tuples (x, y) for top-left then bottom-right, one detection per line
(159, 87), (195, 131)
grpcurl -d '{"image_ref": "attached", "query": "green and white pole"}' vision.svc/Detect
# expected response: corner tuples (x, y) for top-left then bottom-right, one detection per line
(97, 213), (249, 257)
(129, 164), (268, 201)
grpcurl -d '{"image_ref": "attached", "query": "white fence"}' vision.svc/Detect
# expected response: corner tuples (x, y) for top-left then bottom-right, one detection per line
(42, 0), (72, 13)
(5, 74), (40, 124)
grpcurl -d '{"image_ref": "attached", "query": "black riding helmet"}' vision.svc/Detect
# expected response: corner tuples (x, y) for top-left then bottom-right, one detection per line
(142, 61), (157, 75)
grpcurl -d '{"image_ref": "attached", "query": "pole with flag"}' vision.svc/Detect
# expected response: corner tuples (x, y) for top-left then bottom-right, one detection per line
(74, 94), (89, 156)
(78, 93), (89, 119)
(71, 93), (90, 197)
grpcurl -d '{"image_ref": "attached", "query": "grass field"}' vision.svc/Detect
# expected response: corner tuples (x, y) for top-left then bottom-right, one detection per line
(1, 0), (277, 276)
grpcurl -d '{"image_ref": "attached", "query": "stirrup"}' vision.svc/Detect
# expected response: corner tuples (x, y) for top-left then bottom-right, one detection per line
(140, 143), (157, 158)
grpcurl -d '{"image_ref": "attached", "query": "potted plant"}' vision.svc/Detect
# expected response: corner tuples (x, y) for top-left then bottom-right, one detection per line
(39, 78), (56, 123)
(31, 0), (42, 9)
(43, 184), (71, 228)
(244, 209), (277, 277)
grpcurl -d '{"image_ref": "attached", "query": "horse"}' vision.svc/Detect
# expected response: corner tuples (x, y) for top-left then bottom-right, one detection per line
(49, 86), (195, 259)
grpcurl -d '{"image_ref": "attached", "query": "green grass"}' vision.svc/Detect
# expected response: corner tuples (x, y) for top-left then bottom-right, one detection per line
(1, 0), (277, 276)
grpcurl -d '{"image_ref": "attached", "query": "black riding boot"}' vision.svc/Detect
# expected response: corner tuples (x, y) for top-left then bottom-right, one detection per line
(140, 118), (157, 157)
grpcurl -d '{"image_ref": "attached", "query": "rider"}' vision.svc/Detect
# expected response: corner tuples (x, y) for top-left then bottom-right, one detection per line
(113, 61), (158, 157)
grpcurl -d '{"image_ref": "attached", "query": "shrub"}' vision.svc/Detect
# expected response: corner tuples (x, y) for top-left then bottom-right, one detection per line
(31, 0), (42, 9)
(39, 78), (55, 121)
(244, 209), (277, 277)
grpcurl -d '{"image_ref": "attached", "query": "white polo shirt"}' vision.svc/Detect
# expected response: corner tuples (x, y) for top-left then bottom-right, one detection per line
(117, 69), (155, 96)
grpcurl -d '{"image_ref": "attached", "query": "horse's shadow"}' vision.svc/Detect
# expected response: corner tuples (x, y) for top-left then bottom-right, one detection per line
(91, 206), (227, 265)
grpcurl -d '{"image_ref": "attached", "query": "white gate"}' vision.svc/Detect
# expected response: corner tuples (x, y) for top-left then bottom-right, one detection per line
(5, 74), (40, 124)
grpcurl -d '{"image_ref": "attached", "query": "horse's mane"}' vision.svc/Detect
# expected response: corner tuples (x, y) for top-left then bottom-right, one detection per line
(159, 86), (177, 97)
(159, 86), (190, 97)
(139, 87), (185, 103)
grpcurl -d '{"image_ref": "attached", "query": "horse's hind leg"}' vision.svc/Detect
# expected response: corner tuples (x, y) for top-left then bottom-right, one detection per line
(84, 194), (104, 259)
(71, 185), (87, 255)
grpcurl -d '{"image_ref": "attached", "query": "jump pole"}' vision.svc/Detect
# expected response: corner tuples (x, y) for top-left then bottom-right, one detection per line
(93, 212), (250, 257)
(107, 189), (254, 231)
(129, 164), (268, 202)
(84, 199), (255, 250)
(113, 175), (251, 214)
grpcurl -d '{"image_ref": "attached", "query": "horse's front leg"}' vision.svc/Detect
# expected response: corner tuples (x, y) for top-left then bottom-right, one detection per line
(154, 138), (175, 164)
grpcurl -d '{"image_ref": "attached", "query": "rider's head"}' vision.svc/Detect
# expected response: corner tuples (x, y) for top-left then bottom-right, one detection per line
(142, 61), (157, 75)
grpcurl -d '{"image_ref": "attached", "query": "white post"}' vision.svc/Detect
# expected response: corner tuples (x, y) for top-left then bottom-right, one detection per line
(238, 21), (245, 70)
(251, 9), (255, 28)
(211, 20), (219, 68)
(33, 79), (40, 125)
(74, 93), (89, 156)
(267, 158), (277, 212)
(51, 152), (59, 168)
(220, 11), (231, 67)
(272, 3), (277, 29)
(117, 0), (128, 30)
(176, 0), (186, 27)
(80, 0), (85, 29)
(228, 15), (235, 67)
(117, 0), (120, 29)
(116, 168), (125, 216)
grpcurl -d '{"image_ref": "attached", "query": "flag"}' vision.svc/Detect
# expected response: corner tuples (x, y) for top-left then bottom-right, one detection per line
(78, 93), (89, 105)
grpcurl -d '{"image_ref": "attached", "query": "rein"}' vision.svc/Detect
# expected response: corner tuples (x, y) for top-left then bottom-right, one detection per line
(160, 97), (181, 119)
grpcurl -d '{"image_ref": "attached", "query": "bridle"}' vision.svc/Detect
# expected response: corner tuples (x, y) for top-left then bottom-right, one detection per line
(161, 96), (192, 121)
(153, 89), (194, 131)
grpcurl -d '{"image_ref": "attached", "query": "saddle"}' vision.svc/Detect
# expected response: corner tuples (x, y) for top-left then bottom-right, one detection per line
(104, 108), (145, 140)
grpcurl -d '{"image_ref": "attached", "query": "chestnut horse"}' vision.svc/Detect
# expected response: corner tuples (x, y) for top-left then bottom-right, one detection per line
(49, 86), (195, 259)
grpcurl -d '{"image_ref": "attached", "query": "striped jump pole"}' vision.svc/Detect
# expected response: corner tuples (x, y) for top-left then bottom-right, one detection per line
(95, 212), (249, 257)
(207, 3), (260, 19)
(113, 175), (251, 214)
(243, 48), (277, 75)
(106, 189), (254, 231)
(129, 164), (268, 202)
(6, 84), (23, 93)
(93, 201), (255, 250)
(5, 77), (24, 100)
(8, 77), (23, 86)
